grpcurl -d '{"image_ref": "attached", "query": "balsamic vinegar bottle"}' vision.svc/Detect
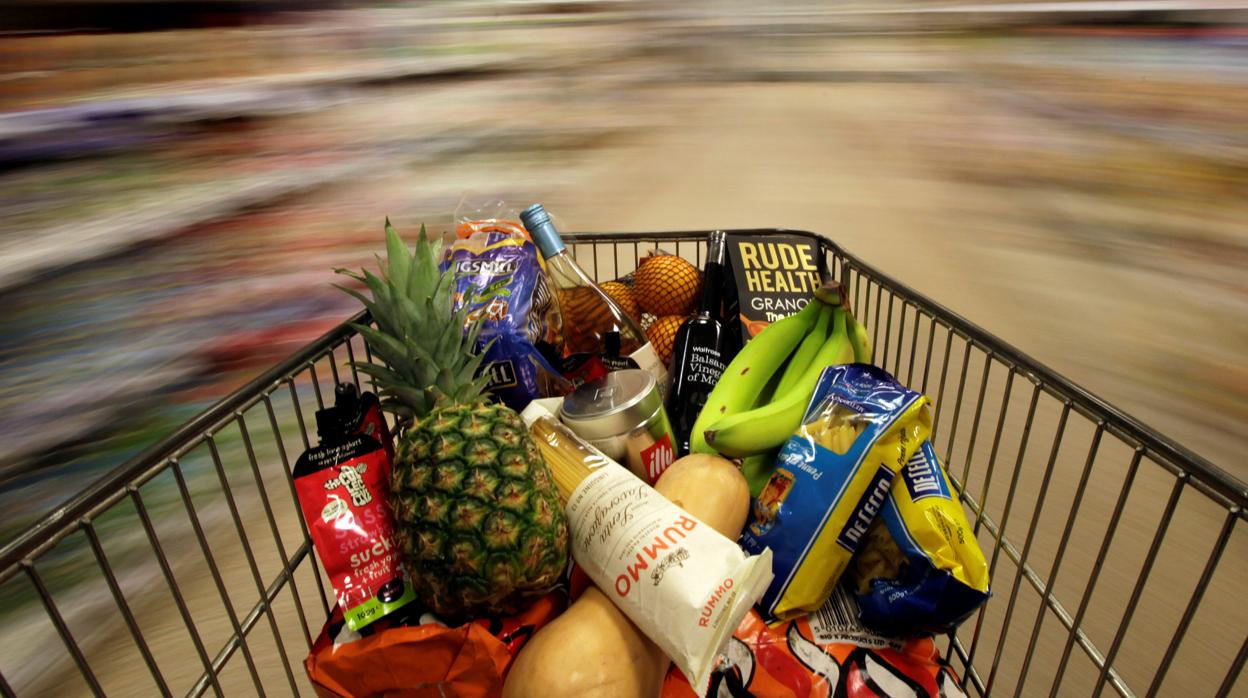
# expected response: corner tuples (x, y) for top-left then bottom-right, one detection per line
(667, 230), (740, 456)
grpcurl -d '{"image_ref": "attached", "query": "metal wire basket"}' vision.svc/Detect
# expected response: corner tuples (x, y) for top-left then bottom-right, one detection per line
(1, 230), (1243, 697)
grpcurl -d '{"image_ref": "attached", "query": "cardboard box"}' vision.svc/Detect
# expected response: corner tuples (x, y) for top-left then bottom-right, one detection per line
(723, 232), (829, 341)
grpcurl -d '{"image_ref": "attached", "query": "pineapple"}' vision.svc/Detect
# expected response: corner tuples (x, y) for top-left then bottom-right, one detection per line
(336, 221), (568, 618)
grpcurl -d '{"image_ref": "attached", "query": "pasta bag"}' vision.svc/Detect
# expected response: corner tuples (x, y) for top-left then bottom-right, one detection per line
(520, 402), (772, 697)
(851, 440), (990, 635)
(740, 364), (932, 623)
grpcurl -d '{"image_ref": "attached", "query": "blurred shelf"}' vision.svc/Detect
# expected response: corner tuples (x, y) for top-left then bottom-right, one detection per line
(0, 150), (395, 293)
(0, 53), (523, 162)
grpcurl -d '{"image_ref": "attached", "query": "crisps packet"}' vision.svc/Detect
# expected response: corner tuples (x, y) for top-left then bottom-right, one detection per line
(740, 365), (931, 623)
(851, 440), (990, 635)
(660, 591), (967, 698)
(442, 226), (571, 410)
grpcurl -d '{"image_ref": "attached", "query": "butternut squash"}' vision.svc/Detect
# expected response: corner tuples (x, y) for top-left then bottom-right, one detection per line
(502, 454), (749, 698)
(653, 454), (751, 539)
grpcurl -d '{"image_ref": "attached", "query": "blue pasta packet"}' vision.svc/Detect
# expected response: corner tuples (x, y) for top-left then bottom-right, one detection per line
(442, 229), (569, 410)
(851, 440), (991, 636)
(740, 364), (932, 623)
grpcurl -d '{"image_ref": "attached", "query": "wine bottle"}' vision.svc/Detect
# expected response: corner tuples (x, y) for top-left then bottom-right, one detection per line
(520, 203), (669, 390)
(666, 230), (740, 456)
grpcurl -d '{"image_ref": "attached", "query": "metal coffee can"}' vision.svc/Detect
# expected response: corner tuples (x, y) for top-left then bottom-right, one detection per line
(558, 369), (677, 484)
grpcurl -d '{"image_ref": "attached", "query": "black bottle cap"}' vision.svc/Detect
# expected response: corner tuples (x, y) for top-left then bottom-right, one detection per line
(335, 382), (361, 410)
(605, 331), (622, 357)
(315, 406), (351, 439)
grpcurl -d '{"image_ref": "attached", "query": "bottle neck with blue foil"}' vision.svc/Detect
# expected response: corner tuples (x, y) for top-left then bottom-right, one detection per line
(520, 203), (566, 259)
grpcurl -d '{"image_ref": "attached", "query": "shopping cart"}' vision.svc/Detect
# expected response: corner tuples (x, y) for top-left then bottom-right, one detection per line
(1, 230), (1243, 698)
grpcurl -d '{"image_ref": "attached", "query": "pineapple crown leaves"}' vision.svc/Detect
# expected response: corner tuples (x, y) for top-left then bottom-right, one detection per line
(334, 220), (494, 418)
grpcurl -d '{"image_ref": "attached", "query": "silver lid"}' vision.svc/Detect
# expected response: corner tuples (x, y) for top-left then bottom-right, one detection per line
(559, 370), (662, 440)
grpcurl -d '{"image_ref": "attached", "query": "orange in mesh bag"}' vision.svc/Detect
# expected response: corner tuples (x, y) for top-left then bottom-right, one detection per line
(306, 591), (566, 698)
(661, 600), (966, 698)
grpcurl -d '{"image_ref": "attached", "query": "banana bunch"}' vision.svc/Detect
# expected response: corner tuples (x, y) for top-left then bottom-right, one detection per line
(690, 281), (873, 474)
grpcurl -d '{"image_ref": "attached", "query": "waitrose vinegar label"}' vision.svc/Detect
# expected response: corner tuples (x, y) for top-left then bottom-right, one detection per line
(724, 234), (828, 339)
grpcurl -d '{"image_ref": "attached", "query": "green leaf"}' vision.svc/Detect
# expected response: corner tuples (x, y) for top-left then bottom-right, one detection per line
(430, 270), (455, 316)
(332, 284), (380, 318)
(431, 314), (463, 367)
(378, 398), (415, 420)
(389, 384), (437, 417)
(433, 368), (460, 402)
(385, 219), (412, 294)
(360, 270), (398, 335)
(334, 267), (364, 282)
(413, 223), (444, 301)
(350, 361), (408, 388)
(412, 224), (439, 290)
(411, 243), (438, 303)
(462, 337), (497, 399)
(403, 337), (439, 376)
(392, 292), (428, 340)
(354, 325), (409, 370)
(463, 314), (486, 351)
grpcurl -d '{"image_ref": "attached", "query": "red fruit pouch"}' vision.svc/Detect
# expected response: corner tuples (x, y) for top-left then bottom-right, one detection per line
(294, 405), (416, 631)
(334, 381), (395, 461)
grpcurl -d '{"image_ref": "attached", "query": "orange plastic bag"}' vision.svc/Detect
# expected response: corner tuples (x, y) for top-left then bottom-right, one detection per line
(456, 218), (530, 241)
(306, 592), (565, 698)
(661, 604), (966, 698)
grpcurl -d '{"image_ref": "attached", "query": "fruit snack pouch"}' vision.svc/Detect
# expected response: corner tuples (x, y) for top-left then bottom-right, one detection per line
(334, 381), (394, 461)
(294, 405), (416, 630)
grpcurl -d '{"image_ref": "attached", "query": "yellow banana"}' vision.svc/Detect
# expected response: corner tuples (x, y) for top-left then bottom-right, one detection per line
(773, 302), (833, 397)
(704, 308), (856, 458)
(689, 284), (840, 454)
(847, 313), (873, 364)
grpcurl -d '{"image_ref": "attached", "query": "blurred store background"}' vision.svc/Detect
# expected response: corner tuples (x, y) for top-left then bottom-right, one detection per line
(0, 1), (1245, 695)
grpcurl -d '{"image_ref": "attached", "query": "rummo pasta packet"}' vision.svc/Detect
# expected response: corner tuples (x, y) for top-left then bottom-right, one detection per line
(521, 401), (773, 696)
(740, 364), (932, 623)
(850, 440), (990, 635)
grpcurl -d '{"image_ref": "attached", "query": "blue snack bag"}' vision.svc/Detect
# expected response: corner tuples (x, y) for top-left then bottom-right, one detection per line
(442, 228), (569, 410)
(740, 364), (932, 623)
(850, 440), (991, 635)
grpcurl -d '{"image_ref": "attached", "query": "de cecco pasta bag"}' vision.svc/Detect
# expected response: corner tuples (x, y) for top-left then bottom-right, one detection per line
(740, 365), (932, 623)
(851, 440), (991, 635)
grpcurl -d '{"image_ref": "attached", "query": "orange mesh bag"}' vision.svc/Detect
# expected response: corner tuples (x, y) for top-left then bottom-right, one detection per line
(306, 592), (566, 698)
(632, 251), (702, 317)
(661, 601), (966, 698)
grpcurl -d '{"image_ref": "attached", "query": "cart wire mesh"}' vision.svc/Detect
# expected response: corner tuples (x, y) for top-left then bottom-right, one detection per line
(1, 230), (1244, 697)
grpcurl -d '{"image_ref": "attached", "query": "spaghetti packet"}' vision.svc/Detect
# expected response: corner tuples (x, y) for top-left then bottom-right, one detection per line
(851, 440), (990, 635)
(521, 401), (773, 697)
(741, 364), (931, 623)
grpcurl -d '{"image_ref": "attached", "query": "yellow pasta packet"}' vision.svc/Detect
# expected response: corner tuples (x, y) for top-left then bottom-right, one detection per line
(741, 365), (931, 623)
(852, 440), (990, 635)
